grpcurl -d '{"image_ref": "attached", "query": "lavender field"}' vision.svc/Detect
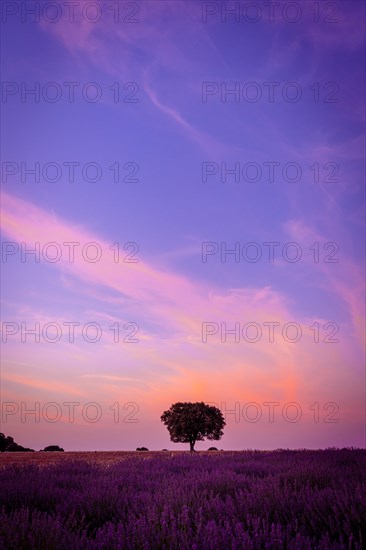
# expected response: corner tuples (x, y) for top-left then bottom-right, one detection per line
(0, 449), (365, 549)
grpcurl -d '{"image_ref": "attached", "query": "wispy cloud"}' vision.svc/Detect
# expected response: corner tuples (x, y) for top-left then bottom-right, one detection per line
(2, 191), (363, 410)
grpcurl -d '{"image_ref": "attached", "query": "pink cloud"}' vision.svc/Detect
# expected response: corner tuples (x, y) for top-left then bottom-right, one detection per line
(1, 192), (364, 449)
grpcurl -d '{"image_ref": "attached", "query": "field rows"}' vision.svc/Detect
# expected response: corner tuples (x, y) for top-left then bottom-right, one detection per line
(1, 449), (365, 549)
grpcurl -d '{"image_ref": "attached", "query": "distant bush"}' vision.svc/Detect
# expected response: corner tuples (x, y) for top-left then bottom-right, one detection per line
(162, 449), (169, 451)
(43, 445), (64, 452)
(208, 447), (218, 451)
(136, 447), (148, 451)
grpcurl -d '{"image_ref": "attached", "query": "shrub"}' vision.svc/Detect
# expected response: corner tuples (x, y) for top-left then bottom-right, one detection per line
(43, 445), (64, 452)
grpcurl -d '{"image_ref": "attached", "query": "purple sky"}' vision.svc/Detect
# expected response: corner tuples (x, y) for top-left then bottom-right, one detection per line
(1, 1), (365, 451)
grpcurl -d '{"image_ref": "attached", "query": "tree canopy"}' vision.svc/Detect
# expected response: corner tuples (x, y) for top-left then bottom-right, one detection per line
(161, 402), (225, 451)
(43, 445), (64, 452)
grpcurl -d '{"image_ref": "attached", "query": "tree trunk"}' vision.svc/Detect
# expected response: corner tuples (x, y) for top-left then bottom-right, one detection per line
(189, 441), (195, 452)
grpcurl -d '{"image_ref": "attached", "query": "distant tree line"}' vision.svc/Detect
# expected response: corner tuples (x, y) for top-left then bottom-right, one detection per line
(2, 401), (225, 454)
(0, 433), (64, 452)
(0, 433), (34, 452)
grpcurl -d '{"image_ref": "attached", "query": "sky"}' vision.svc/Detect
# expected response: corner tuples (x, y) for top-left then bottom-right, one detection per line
(0, 0), (365, 451)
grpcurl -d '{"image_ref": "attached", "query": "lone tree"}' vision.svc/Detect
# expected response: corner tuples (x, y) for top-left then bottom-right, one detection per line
(161, 402), (225, 452)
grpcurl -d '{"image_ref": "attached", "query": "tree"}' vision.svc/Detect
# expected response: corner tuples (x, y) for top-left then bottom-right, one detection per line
(161, 402), (225, 452)
(43, 445), (64, 452)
